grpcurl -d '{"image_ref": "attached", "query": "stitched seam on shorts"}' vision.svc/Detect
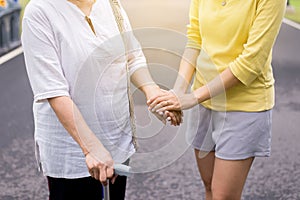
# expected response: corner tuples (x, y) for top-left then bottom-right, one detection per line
(216, 151), (270, 159)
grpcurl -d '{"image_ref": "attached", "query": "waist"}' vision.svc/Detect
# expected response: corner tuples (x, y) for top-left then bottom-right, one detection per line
(192, 79), (275, 112)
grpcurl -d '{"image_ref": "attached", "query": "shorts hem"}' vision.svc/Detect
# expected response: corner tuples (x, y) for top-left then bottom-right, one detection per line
(192, 145), (271, 160)
(192, 145), (215, 153)
(215, 151), (271, 160)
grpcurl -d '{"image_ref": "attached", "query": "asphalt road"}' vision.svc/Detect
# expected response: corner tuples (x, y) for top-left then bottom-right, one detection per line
(0, 6), (300, 200)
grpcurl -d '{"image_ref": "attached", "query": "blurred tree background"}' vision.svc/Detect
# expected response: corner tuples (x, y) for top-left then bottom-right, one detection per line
(286, 0), (300, 23)
(15, 0), (300, 29)
(18, 0), (29, 29)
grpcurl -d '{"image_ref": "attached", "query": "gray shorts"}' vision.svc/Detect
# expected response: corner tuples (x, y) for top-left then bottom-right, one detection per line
(189, 105), (272, 160)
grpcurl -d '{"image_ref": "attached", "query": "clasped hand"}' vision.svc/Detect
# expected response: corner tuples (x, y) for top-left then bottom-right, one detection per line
(147, 89), (198, 126)
(85, 149), (116, 186)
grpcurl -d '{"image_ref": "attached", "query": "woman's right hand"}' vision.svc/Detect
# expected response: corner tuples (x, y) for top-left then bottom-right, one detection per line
(85, 150), (114, 185)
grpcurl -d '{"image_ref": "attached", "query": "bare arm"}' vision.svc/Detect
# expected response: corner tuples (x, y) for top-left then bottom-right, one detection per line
(148, 49), (241, 111)
(48, 96), (114, 185)
(130, 67), (161, 100)
(194, 67), (240, 103)
(173, 48), (199, 94)
(130, 67), (182, 125)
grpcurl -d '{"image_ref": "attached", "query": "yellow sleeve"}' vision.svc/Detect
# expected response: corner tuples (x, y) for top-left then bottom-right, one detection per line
(186, 0), (202, 49)
(229, 0), (286, 86)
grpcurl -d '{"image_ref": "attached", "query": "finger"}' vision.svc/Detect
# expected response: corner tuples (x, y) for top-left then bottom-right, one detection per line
(168, 111), (178, 126)
(93, 168), (100, 180)
(106, 167), (114, 179)
(174, 112), (181, 126)
(89, 169), (94, 178)
(161, 89), (169, 93)
(160, 114), (167, 125)
(148, 96), (171, 110)
(147, 99), (154, 106)
(164, 111), (172, 125)
(147, 90), (169, 104)
(148, 100), (162, 111)
(171, 114), (178, 126)
(165, 111), (176, 125)
(158, 110), (164, 116)
(147, 93), (163, 105)
(154, 112), (166, 125)
(157, 104), (179, 113)
(180, 111), (184, 123)
(151, 97), (175, 112)
(175, 112), (182, 125)
(111, 174), (118, 184)
(152, 100), (170, 112)
(172, 111), (180, 125)
(100, 166), (107, 185)
(164, 111), (171, 121)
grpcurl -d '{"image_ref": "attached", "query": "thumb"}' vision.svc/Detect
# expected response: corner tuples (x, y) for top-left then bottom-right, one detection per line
(111, 174), (118, 184)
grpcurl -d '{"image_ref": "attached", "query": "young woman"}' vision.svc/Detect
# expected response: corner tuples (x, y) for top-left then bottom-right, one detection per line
(148, 0), (286, 199)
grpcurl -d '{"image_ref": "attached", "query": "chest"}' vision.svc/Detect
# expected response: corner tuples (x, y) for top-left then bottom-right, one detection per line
(198, 0), (257, 42)
(49, 1), (124, 65)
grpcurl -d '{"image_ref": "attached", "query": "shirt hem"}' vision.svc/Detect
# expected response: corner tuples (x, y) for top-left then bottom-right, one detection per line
(38, 146), (136, 179)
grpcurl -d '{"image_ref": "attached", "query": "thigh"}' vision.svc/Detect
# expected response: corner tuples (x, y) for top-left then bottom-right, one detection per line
(212, 157), (254, 200)
(194, 150), (215, 187)
(47, 176), (103, 200)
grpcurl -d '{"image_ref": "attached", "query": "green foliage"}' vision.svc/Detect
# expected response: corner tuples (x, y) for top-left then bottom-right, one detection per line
(285, 0), (300, 23)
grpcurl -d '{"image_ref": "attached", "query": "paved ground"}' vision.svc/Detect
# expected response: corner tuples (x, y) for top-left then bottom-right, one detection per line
(1, 0), (300, 199)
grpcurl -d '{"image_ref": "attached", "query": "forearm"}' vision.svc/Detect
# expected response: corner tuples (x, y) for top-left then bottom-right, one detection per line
(130, 67), (161, 99)
(193, 67), (240, 103)
(147, 52), (240, 111)
(48, 96), (105, 156)
(173, 48), (199, 93)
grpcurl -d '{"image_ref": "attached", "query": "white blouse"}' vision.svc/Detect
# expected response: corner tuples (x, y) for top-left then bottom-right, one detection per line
(22, 0), (146, 178)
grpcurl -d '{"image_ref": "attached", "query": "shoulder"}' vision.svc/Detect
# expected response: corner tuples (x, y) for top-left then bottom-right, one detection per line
(256, 0), (286, 8)
(23, 0), (59, 22)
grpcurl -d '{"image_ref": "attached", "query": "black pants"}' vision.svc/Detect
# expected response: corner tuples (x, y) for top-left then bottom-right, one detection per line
(47, 175), (127, 200)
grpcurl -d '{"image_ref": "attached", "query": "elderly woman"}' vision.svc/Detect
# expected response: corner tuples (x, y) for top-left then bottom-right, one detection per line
(21, 0), (181, 199)
(148, 0), (286, 199)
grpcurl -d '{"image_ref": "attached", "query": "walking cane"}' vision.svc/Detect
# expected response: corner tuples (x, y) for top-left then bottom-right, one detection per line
(103, 182), (110, 200)
(103, 164), (132, 200)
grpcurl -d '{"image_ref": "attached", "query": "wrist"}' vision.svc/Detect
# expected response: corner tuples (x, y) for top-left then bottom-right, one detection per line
(170, 88), (184, 96)
(142, 84), (160, 99)
(83, 149), (89, 156)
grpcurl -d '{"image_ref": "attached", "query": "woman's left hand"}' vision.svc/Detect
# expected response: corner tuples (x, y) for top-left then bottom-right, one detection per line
(147, 90), (198, 113)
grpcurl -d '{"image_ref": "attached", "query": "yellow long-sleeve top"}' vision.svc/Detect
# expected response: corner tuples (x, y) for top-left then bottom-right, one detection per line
(187, 0), (286, 111)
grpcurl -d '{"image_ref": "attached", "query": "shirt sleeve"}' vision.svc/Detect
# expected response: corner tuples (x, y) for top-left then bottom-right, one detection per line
(229, 0), (286, 86)
(21, 7), (70, 102)
(186, 0), (202, 50)
(119, 3), (147, 75)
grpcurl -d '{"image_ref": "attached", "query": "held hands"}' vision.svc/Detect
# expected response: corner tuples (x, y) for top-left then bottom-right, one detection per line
(146, 88), (183, 126)
(153, 109), (183, 126)
(147, 89), (198, 115)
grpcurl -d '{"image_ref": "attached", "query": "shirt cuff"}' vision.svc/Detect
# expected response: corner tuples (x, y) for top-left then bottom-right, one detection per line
(186, 40), (201, 50)
(229, 63), (258, 87)
(128, 59), (147, 76)
(34, 90), (70, 102)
